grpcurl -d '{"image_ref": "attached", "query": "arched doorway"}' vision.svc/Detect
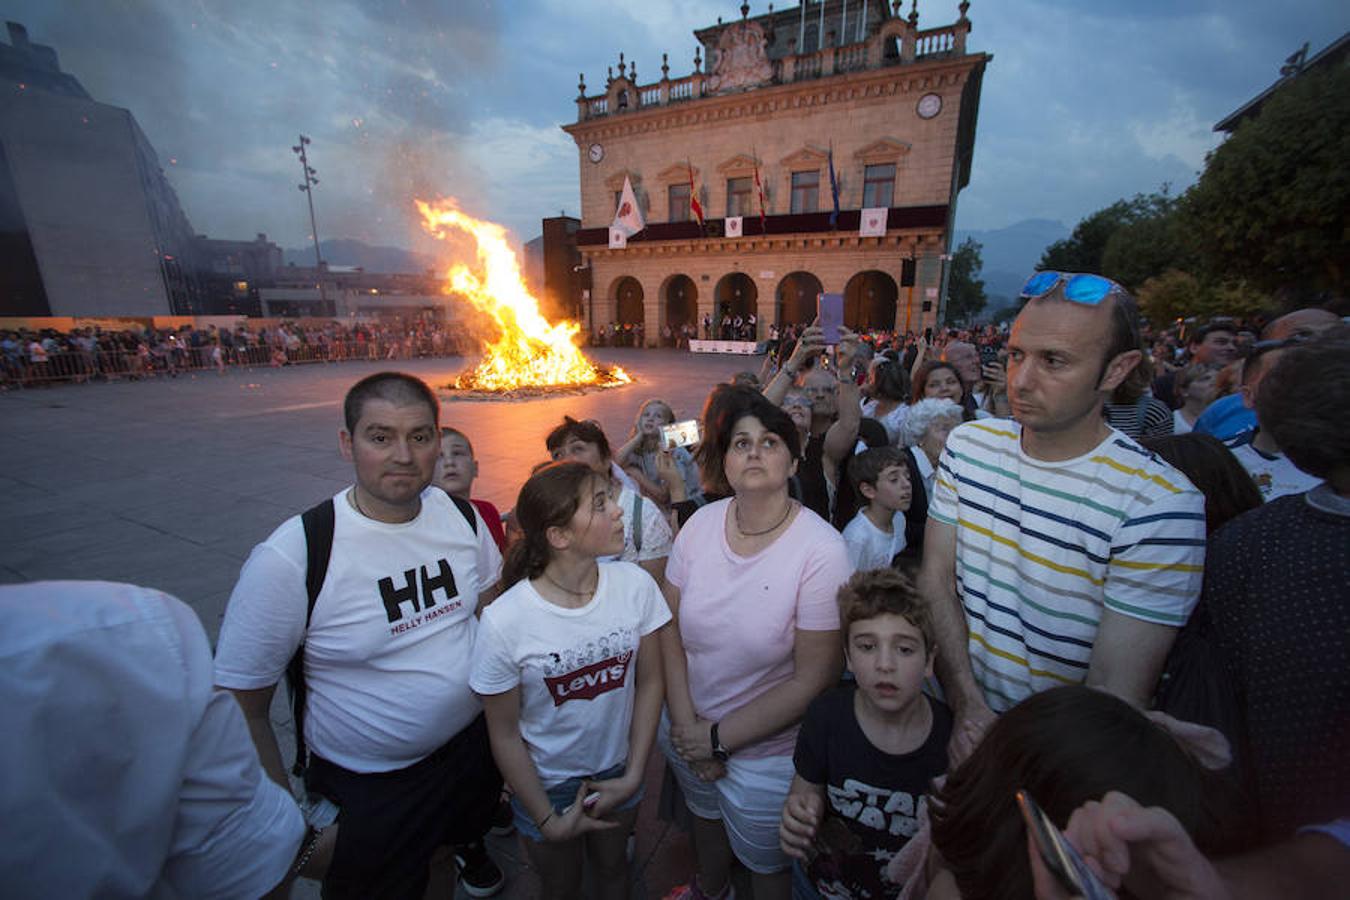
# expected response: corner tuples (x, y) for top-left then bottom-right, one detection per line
(776, 271), (823, 328)
(613, 276), (644, 347)
(662, 274), (697, 347)
(714, 272), (758, 339)
(843, 270), (898, 332)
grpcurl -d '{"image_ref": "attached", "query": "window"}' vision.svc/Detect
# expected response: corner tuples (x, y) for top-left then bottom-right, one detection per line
(668, 183), (691, 222)
(790, 170), (819, 214)
(613, 190), (622, 213)
(726, 177), (752, 217)
(862, 164), (896, 208)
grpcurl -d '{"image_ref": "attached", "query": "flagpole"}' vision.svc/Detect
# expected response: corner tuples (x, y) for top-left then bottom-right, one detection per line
(799, 0), (805, 51)
(841, 0), (847, 47)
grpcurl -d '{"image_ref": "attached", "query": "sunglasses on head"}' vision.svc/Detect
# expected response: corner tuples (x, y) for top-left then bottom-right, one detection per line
(1020, 271), (1125, 306)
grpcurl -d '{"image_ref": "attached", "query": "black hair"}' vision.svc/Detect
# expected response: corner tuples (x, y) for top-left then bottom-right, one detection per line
(847, 445), (907, 494)
(343, 371), (439, 433)
(869, 358), (911, 403)
(695, 384), (800, 495)
(545, 416), (612, 461)
(1140, 433), (1262, 533)
(501, 461), (605, 589)
(1255, 327), (1350, 480)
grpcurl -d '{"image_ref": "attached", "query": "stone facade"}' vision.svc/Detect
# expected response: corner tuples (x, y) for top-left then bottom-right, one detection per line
(562, 2), (989, 344)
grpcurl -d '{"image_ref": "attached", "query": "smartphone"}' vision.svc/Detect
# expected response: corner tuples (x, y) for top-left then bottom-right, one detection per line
(817, 292), (844, 345)
(582, 791), (601, 809)
(1016, 790), (1113, 900)
(661, 419), (702, 450)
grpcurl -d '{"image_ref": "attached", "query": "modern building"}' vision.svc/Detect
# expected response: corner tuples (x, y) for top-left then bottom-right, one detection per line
(0, 21), (203, 317)
(561, 1), (990, 343)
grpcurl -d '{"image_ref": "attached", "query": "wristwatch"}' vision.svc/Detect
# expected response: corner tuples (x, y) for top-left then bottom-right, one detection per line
(710, 721), (730, 762)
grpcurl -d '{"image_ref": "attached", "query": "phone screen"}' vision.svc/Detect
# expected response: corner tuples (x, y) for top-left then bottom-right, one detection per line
(817, 292), (844, 345)
(661, 419), (702, 450)
(1015, 790), (1113, 900)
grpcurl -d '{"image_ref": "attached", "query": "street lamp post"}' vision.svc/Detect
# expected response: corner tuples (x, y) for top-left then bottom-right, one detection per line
(292, 135), (327, 311)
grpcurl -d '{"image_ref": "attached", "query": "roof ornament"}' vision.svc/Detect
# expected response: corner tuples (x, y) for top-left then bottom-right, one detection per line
(694, 46), (702, 72)
(909, 0), (919, 27)
(577, 72), (586, 97)
(741, 2), (750, 19)
(629, 60), (636, 80)
(661, 52), (670, 79)
(958, 1), (970, 22)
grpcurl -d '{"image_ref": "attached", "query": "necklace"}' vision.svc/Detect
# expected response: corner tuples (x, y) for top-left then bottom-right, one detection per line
(734, 499), (793, 537)
(542, 568), (597, 598)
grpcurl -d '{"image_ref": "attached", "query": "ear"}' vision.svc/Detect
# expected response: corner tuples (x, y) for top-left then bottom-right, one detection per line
(1239, 381), (1256, 410)
(545, 522), (572, 553)
(1097, 349), (1142, 393)
(859, 481), (879, 501)
(339, 430), (354, 462)
(924, 645), (937, 679)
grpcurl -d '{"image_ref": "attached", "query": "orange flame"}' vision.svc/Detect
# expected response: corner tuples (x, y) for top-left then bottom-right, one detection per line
(416, 198), (629, 391)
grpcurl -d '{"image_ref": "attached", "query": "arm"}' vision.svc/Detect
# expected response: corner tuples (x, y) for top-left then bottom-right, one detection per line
(589, 628), (667, 818)
(223, 684), (290, 791)
(672, 627), (841, 759)
(764, 325), (825, 405)
(660, 580), (698, 727)
(917, 517), (994, 764)
(1085, 611), (1178, 708)
(822, 328), (863, 471)
(625, 463), (672, 507)
(780, 774), (827, 860)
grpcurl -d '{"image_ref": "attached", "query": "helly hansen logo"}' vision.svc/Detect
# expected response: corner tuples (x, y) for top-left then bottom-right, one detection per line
(378, 558), (460, 624)
(543, 651), (633, 706)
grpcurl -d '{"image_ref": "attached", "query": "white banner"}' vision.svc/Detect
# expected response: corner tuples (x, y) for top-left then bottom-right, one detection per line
(724, 215), (744, 238)
(859, 207), (889, 237)
(608, 227), (627, 249)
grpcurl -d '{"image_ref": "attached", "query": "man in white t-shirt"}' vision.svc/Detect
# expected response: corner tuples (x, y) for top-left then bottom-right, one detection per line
(214, 372), (505, 900)
(920, 273), (1205, 765)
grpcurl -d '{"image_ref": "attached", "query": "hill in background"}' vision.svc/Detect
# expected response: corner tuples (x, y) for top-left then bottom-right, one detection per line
(954, 218), (1069, 311)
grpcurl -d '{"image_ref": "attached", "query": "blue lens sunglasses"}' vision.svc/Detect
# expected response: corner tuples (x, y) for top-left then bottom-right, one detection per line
(1020, 271), (1125, 306)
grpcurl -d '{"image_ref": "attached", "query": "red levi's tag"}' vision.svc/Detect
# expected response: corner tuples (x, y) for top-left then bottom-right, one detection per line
(544, 651), (634, 706)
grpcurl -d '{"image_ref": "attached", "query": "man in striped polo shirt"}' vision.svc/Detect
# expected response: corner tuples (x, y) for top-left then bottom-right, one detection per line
(918, 273), (1206, 762)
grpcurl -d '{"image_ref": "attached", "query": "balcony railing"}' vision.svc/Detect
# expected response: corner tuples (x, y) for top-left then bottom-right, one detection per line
(575, 18), (969, 122)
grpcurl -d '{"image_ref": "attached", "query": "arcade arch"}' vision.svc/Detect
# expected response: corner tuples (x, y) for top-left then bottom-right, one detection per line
(775, 271), (823, 327)
(843, 270), (898, 331)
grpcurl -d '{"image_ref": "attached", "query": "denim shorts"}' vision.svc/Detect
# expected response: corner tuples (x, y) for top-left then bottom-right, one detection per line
(510, 761), (643, 842)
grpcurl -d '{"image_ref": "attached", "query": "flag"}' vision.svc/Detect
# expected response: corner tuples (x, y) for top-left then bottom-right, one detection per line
(859, 207), (889, 237)
(725, 216), (744, 238)
(608, 227), (627, 249)
(611, 175), (644, 237)
(827, 142), (840, 228)
(687, 159), (705, 228)
(753, 149), (767, 234)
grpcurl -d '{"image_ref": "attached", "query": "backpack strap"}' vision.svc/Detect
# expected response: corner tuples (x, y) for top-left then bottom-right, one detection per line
(288, 497), (335, 778)
(631, 490), (643, 554)
(449, 494), (478, 535)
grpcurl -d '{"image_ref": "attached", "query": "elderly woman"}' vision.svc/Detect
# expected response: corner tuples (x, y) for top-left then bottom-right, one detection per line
(660, 385), (851, 900)
(896, 397), (965, 561)
(614, 398), (704, 509)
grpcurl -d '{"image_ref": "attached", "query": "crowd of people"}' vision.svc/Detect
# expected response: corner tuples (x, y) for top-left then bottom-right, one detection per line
(1, 270), (1346, 900)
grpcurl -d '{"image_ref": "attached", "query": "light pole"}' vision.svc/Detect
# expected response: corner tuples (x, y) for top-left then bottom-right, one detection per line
(292, 135), (327, 311)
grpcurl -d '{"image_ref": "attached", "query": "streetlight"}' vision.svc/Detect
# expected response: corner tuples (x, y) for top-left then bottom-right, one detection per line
(292, 135), (327, 310)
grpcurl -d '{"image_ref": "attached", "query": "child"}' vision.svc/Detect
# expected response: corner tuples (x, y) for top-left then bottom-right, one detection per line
(435, 427), (509, 553)
(779, 568), (951, 899)
(841, 446), (912, 571)
(470, 461), (670, 900)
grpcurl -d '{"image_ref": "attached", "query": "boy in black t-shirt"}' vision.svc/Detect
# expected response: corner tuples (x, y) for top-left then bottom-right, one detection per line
(780, 568), (952, 899)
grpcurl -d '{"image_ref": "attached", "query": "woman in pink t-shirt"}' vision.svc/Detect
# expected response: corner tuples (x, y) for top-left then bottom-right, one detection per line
(660, 385), (851, 900)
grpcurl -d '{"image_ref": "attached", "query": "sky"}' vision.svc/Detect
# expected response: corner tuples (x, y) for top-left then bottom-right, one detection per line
(7, 0), (1346, 254)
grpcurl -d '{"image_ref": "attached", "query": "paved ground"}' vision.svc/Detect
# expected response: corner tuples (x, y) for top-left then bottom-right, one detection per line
(0, 348), (766, 899)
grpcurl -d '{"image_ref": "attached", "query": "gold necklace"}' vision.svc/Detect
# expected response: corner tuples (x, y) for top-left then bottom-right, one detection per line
(734, 499), (793, 537)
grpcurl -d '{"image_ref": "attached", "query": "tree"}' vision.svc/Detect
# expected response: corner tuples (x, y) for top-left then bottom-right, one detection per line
(1180, 65), (1350, 300)
(1039, 191), (1184, 281)
(945, 237), (987, 325)
(1138, 270), (1274, 325)
(1100, 191), (1196, 291)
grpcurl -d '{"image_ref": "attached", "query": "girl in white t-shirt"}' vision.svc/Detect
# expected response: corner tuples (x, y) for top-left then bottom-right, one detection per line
(470, 461), (670, 900)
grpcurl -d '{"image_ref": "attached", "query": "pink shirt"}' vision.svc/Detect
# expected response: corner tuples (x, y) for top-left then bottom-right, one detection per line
(667, 498), (850, 758)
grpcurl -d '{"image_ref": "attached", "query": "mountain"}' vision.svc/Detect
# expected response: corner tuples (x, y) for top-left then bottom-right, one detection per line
(282, 239), (437, 273)
(955, 218), (1070, 307)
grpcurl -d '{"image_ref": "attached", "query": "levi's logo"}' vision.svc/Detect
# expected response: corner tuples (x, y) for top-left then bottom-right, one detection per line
(544, 651), (633, 706)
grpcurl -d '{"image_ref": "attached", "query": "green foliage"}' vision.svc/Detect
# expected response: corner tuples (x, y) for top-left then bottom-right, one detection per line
(1037, 191), (1181, 276)
(946, 236), (988, 325)
(1180, 66), (1350, 298)
(1138, 270), (1274, 325)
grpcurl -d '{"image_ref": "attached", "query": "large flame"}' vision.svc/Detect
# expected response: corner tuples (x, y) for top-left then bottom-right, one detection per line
(416, 198), (629, 391)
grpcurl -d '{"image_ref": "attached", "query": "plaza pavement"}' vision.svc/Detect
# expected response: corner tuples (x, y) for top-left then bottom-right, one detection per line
(0, 347), (766, 899)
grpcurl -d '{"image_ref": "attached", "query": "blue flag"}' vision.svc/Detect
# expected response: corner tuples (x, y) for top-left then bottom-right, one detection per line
(828, 143), (840, 228)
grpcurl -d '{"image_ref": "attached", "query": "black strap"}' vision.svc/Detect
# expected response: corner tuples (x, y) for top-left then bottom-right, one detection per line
(287, 493), (475, 778)
(289, 498), (334, 777)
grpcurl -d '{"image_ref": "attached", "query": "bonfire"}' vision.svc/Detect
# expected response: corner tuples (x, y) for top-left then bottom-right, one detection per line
(416, 198), (630, 395)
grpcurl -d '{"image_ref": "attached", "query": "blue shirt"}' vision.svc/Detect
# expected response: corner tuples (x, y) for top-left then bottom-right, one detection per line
(1192, 393), (1255, 441)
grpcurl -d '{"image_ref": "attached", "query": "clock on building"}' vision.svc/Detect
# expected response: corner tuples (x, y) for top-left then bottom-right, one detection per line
(917, 93), (942, 119)
(588, 143), (605, 163)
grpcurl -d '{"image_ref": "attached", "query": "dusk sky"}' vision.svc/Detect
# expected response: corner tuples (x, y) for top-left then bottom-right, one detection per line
(9, 1), (1346, 254)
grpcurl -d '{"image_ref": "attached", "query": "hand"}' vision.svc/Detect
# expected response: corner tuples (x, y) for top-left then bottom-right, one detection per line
(690, 758), (727, 783)
(785, 325), (827, 375)
(540, 785), (621, 843)
(583, 772), (640, 820)
(947, 701), (997, 767)
(982, 361), (1007, 393)
(835, 326), (861, 371)
(779, 791), (825, 860)
(654, 450), (680, 488)
(671, 718), (716, 762)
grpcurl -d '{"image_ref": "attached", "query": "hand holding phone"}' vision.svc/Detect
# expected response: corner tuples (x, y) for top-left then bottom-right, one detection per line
(1017, 790), (1114, 900)
(817, 292), (844, 345)
(661, 419), (701, 450)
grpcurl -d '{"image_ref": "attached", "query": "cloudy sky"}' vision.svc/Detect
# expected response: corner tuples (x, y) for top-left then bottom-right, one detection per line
(9, 1), (1346, 252)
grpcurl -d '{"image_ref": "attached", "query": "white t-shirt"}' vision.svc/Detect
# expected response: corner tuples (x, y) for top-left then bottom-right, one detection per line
(214, 487), (503, 773)
(1172, 408), (1194, 435)
(1224, 431), (1321, 500)
(602, 485), (673, 564)
(1, 581), (303, 899)
(469, 562), (670, 786)
(860, 399), (910, 446)
(842, 509), (908, 571)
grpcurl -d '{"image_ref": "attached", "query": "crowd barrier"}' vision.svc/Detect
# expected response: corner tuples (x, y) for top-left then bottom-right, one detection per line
(688, 339), (765, 355)
(1, 336), (477, 388)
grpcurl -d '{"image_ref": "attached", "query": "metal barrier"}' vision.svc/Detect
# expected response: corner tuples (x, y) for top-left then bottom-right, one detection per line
(1, 336), (478, 388)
